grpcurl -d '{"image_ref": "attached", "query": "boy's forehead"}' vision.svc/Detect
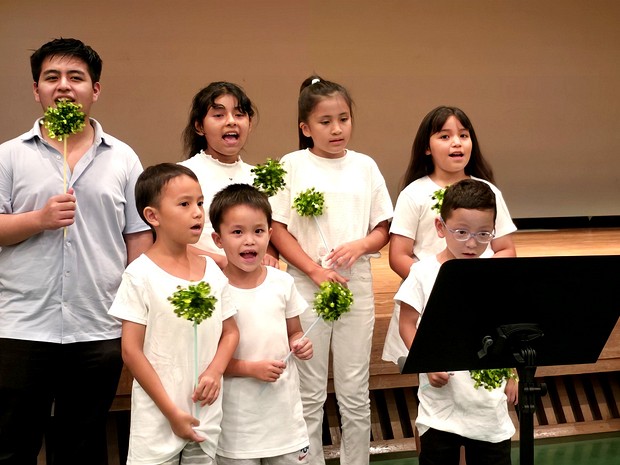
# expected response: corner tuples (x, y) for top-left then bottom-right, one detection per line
(40, 55), (91, 75)
(445, 207), (495, 223)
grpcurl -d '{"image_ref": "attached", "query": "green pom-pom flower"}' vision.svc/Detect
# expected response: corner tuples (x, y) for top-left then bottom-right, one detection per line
(293, 188), (325, 217)
(251, 158), (287, 197)
(470, 368), (517, 391)
(168, 281), (217, 325)
(313, 281), (353, 322)
(431, 186), (448, 214)
(41, 99), (86, 141)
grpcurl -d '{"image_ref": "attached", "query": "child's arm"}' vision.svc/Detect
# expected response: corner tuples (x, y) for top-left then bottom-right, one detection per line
(326, 220), (390, 270)
(226, 358), (286, 383)
(121, 320), (205, 442)
(398, 301), (420, 350)
(389, 234), (417, 280)
(287, 315), (313, 361)
(490, 234), (516, 258)
(270, 220), (348, 286)
(193, 316), (239, 406)
(124, 230), (153, 264)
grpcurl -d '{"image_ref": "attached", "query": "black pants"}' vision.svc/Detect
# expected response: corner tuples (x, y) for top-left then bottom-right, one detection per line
(0, 338), (123, 465)
(419, 428), (512, 465)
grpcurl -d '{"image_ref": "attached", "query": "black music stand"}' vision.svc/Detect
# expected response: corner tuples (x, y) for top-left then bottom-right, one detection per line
(399, 255), (620, 465)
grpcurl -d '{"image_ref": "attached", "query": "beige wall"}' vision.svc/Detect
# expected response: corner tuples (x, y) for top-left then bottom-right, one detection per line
(1, 1), (619, 218)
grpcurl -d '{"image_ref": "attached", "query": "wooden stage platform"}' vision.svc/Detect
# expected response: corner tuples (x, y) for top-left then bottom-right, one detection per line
(107, 228), (620, 463)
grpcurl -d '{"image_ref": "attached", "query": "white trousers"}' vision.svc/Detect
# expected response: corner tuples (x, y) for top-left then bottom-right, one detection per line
(289, 260), (374, 465)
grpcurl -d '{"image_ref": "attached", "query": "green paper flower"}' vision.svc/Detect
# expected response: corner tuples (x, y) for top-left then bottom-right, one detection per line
(41, 99), (86, 141)
(293, 188), (325, 217)
(168, 281), (217, 325)
(470, 368), (517, 391)
(431, 186), (448, 214)
(251, 158), (286, 197)
(313, 281), (353, 322)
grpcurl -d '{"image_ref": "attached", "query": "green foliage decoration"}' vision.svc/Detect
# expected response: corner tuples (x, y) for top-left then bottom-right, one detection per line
(251, 158), (287, 197)
(168, 281), (217, 325)
(470, 368), (517, 391)
(431, 186), (448, 214)
(313, 281), (353, 322)
(293, 187), (325, 217)
(41, 99), (86, 141)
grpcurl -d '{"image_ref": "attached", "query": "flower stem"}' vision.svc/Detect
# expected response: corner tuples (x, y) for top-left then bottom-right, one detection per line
(283, 315), (321, 363)
(313, 216), (329, 253)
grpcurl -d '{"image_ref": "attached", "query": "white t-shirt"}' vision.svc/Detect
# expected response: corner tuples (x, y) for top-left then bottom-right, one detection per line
(383, 175), (517, 363)
(269, 148), (393, 268)
(179, 151), (254, 256)
(217, 267), (309, 459)
(394, 256), (515, 443)
(109, 254), (236, 464)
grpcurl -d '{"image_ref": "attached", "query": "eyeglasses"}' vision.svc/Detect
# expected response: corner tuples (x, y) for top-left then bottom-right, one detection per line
(440, 217), (495, 244)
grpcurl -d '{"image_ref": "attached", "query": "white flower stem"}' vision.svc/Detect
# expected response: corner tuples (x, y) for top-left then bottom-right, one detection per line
(313, 216), (329, 252)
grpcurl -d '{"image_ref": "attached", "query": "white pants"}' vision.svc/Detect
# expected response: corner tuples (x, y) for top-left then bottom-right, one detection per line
(289, 260), (374, 465)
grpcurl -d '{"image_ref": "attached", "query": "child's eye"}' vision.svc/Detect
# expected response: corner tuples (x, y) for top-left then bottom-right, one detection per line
(180, 201), (189, 207)
(439, 135), (450, 140)
(460, 133), (470, 139)
(255, 228), (265, 234)
(197, 200), (204, 207)
(340, 117), (349, 123)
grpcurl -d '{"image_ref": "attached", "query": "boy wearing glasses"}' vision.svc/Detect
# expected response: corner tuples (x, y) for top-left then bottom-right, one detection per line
(398, 179), (518, 465)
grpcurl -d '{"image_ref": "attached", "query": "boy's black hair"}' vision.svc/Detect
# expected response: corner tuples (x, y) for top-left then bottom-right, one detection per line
(209, 183), (272, 234)
(440, 178), (497, 221)
(182, 82), (256, 159)
(30, 37), (102, 83)
(298, 75), (354, 150)
(135, 163), (199, 229)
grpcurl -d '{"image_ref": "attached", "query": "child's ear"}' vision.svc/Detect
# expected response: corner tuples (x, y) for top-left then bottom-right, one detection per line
(143, 206), (160, 228)
(435, 217), (446, 238)
(300, 122), (312, 138)
(194, 121), (204, 136)
(211, 231), (223, 249)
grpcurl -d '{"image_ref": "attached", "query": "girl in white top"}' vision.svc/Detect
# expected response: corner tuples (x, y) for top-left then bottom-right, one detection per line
(270, 76), (393, 465)
(179, 82), (278, 269)
(383, 106), (517, 364)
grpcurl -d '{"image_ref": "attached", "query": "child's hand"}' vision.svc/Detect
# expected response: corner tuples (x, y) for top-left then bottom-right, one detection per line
(193, 366), (222, 406)
(326, 239), (366, 270)
(504, 377), (519, 405)
(261, 253), (280, 268)
(250, 359), (285, 382)
(309, 266), (349, 287)
(427, 372), (452, 388)
(290, 337), (313, 361)
(168, 407), (205, 443)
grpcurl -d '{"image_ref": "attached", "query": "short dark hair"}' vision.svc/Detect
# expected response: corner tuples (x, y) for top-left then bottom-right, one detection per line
(440, 178), (497, 221)
(30, 38), (102, 83)
(209, 184), (272, 234)
(135, 163), (199, 228)
(298, 75), (354, 150)
(182, 82), (256, 159)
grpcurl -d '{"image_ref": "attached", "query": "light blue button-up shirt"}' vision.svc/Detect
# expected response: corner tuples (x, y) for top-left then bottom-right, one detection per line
(0, 119), (149, 343)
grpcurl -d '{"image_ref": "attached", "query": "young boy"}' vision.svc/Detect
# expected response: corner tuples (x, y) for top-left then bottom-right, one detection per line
(210, 183), (313, 464)
(109, 163), (239, 465)
(398, 179), (518, 465)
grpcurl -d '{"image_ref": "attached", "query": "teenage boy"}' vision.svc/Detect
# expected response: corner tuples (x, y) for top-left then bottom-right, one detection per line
(0, 38), (152, 464)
